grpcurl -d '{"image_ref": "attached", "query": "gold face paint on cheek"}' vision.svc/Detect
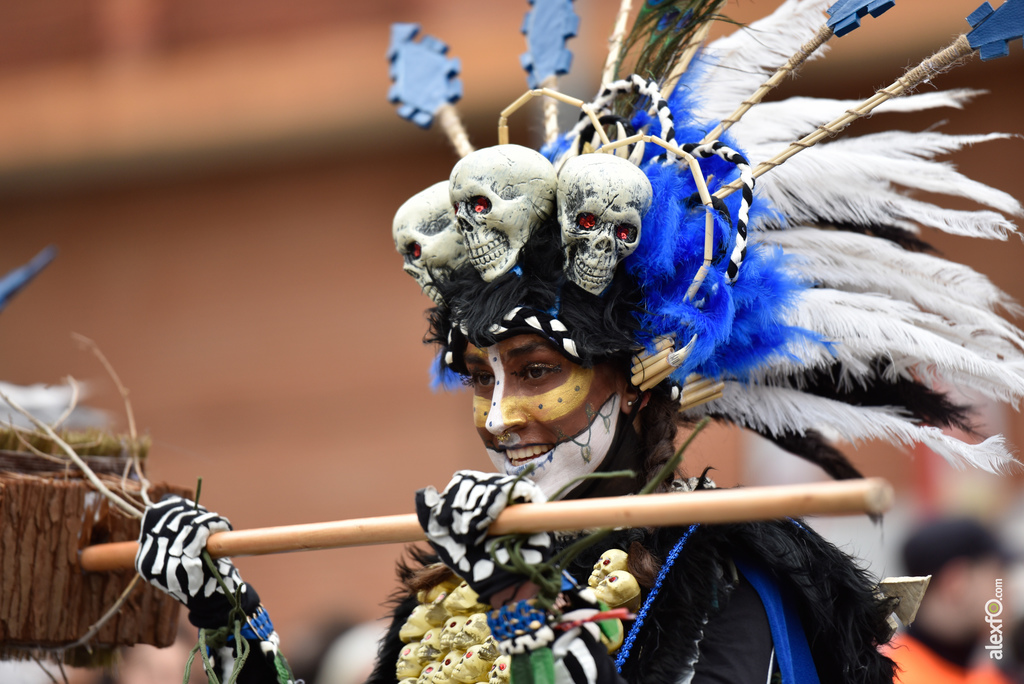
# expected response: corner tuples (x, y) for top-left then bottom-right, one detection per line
(500, 365), (594, 422)
(473, 395), (490, 429)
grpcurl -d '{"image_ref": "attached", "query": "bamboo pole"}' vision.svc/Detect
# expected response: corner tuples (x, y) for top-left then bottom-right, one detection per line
(80, 478), (893, 573)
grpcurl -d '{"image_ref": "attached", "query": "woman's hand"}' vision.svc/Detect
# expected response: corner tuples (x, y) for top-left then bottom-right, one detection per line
(135, 495), (260, 626)
(415, 470), (552, 604)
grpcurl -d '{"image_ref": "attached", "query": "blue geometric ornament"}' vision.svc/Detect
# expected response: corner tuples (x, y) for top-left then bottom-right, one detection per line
(967, 0), (1024, 60)
(387, 23), (463, 129)
(520, 0), (579, 88)
(826, 0), (896, 37)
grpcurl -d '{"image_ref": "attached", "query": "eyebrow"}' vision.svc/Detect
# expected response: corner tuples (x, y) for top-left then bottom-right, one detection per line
(504, 340), (556, 360)
(463, 348), (488, 366)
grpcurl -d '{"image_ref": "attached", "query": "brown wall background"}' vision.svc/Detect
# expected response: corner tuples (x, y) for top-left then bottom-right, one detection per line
(0, 0), (1021, 661)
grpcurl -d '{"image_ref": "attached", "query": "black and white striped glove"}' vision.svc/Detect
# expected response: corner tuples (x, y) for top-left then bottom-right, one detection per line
(553, 625), (627, 684)
(415, 470), (552, 603)
(135, 495), (260, 627)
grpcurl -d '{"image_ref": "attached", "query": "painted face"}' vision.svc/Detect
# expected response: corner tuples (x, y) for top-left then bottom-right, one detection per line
(464, 334), (633, 499)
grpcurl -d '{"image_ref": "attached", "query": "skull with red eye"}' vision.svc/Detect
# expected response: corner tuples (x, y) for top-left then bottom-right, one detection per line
(588, 548), (629, 588)
(488, 656), (512, 684)
(393, 180), (467, 305)
(557, 154), (652, 295)
(449, 144), (556, 282)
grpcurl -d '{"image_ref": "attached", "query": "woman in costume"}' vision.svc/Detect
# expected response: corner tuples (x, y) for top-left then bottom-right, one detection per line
(134, 1), (1024, 683)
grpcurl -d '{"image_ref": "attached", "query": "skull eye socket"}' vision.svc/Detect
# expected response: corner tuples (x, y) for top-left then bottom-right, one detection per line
(472, 196), (491, 214)
(615, 224), (637, 242)
(408, 242), (422, 259)
(576, 213), (597, 229)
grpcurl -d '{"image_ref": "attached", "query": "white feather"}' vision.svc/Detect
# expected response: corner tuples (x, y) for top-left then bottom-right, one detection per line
(684, 382), (1017, 473)
(750, 132), (1021, 239)
(730, 90), (985, 147)
(691, 0), (832, 125)
(759, 228), (1024, 351)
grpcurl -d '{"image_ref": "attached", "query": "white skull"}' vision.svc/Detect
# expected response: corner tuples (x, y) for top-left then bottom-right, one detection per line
(557, 154), (652, 295)
(449, 145), (557, 282)
(393, 181), (466, 304)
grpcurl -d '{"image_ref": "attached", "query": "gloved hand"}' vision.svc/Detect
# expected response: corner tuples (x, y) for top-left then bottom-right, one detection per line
(415, 470), (553, 604)
(135, 494), (260, 628)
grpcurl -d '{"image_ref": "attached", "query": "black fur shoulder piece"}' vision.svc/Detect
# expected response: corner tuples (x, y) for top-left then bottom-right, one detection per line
(567, 520), (896, 684)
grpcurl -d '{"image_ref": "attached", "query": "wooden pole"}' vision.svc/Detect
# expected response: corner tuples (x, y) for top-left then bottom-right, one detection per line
(79, 478), (893, 573)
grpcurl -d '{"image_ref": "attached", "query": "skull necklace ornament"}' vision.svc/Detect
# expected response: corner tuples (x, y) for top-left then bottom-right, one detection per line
(557, 154), (652, 295)
(449, 145), (557, 282)
(392, 181), (467, 304)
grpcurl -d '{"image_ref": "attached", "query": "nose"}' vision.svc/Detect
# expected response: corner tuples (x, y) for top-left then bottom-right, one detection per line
(484, 379), (528, 436)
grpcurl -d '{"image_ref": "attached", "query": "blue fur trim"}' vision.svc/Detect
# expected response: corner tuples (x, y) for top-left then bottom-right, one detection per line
(534, 63), (828, 383)
(629, 73), (823, 380)
(430, 350), (468, 392)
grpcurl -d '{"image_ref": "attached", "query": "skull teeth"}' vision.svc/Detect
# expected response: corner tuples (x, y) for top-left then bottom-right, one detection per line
(467, 235), (510, 269)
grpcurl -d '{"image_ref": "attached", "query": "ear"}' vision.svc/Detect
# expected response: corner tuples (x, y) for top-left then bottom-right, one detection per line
(621, 390), (649, 414)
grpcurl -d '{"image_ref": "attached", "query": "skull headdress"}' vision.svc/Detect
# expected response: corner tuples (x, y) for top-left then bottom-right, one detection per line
(389, 0), (1024, 482)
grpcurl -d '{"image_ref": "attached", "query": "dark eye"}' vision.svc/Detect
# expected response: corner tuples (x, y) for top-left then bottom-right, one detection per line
(472, 372), (495, 387)
(472, 196), (491, 214)
(576, 213), (597, 229)
(409, 242), (422, 259)
(521, 363), (560, 380)
(615, 224), (637, 242)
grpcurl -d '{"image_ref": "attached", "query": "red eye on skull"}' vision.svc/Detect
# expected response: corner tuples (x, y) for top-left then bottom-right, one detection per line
(616, 224), (636, 241)
(466, 651), (473, 658)
(500, 663), (507, 671)
(609, 576), (618, 582)
(472, 196), (491, 214)
(576, 213), (597, 229)
(602, 559), (611, 566)
(411, 242), (422, 259)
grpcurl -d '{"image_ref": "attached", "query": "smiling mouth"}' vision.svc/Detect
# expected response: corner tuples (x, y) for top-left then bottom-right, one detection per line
(504, 444), (552, 466)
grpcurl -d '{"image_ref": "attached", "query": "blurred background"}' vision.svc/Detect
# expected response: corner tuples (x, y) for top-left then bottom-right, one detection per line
(0, 0), (1022, 681)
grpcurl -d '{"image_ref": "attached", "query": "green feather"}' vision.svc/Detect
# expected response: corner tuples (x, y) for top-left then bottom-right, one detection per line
(616, 0), (728, 84)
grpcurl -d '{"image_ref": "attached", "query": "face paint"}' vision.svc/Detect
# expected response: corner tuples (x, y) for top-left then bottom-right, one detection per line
(464, 334), (631, 499)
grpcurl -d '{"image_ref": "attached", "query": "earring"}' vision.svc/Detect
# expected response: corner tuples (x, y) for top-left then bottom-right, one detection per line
(626, 398), (636, 407)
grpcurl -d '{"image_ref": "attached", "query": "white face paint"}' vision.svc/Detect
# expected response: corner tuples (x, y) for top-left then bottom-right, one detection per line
(469, 341), (621, 500)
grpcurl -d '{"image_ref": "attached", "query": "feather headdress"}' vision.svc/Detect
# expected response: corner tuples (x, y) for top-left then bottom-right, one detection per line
(387, 0), (1024, 479)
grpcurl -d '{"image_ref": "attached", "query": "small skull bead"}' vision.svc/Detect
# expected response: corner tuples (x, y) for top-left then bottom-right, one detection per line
(418, 662), (443, 684)
(397, 643), (424, 680)
(443, 581), (490, 615)
(440, 615), (469, 652)
(451, 640), (501, 683)
(417, 577), (462, 605)
(594, 570), (642, 611)
(415, 627), (445, 664)
(431, 649), (465, 684)
(452, 613), (491, 650)
(488, 656), (512, 684)
(588, 549), (629, 588)
(400, 604), (442, 643)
